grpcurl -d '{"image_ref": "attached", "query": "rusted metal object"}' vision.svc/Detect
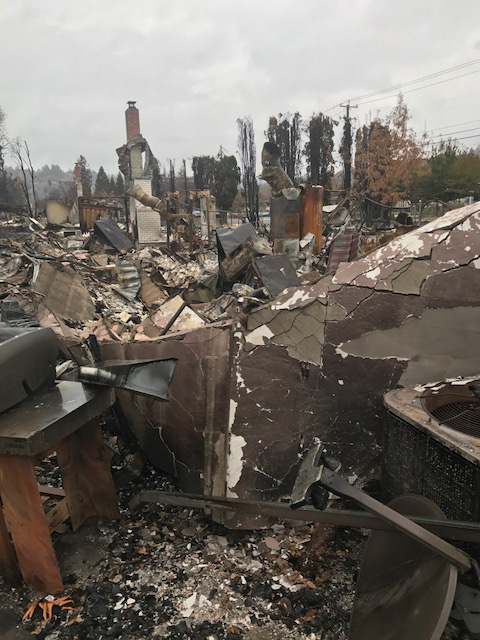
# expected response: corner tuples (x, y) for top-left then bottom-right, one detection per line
(320, 467), (471, 571)
(292, 442), (472, 571)
(78, 196), (127, 232)
(300, 185), (323, 254)
(349, 495), (458, 640)
(129, 489), (480, 543)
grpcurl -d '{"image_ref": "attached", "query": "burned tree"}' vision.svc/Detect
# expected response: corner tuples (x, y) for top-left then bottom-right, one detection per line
(9, 137), (38, 216)
(266, 113), (302, 183)
(339, 103), (357, 194)
(237, 116), (259, 227)
(353, 96), (425, 220)
(304, 113), (335, 200)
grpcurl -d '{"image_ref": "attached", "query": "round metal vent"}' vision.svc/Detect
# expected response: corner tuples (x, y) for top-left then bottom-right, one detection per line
(421, 381), (480, 438)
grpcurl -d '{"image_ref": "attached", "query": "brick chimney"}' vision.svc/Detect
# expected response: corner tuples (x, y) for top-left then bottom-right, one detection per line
(125, 101), (141, 142)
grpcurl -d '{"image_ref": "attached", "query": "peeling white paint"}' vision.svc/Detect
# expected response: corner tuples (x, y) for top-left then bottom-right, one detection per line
(402, 235), (426, 256)
(236, 371), (246, 389)
(272, 289), (310, 310)
(364, 267), (381, 280)
(335, 345), (350, 359)
(338, 379), (344, 385)
(472, 258), (480, 269)
(228, 399), (238, 431)
(245, 324), (274, 346)
(226, 433), (247, 493)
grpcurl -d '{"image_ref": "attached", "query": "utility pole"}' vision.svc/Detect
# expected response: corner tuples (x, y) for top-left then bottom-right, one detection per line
(340, 102), (358, 194)
(169, 159), (176, 193)
(182, 159), (188, 201)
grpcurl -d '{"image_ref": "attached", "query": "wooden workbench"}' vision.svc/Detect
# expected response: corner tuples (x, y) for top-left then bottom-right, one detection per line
(0, 381), (120, 593)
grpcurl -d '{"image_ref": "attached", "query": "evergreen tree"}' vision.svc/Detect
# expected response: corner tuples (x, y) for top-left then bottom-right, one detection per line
(94, 166), (110, 195)
(192, 156), (216, 190)
(109, 176), (116, 195)
(115, 171), (125, 196)
(151, 160), (163, 197)
(413, 143), (480, 202)
(76, 155), (92, 196)
(214, 149), (241, 211)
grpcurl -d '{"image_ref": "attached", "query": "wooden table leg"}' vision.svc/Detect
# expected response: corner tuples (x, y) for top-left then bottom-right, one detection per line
(57, 417), (120, 531)
(0, 498), (20, 584)
(0, 455), (63, 593)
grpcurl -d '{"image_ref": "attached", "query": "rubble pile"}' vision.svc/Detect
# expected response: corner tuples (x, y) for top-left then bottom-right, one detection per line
(0, 215), (302, 350)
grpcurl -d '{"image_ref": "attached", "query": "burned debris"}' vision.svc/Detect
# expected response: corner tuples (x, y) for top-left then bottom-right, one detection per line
(1, 100), (480, 640)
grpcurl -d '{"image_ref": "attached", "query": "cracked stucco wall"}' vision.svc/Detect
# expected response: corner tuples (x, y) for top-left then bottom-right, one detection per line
(226, 202), (480, 520)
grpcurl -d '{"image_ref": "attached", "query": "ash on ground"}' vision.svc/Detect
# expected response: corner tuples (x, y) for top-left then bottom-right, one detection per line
(0, 462), (470, 640)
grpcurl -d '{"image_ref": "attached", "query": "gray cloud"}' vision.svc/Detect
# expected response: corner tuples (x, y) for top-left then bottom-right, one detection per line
(1, 0), (479, 174)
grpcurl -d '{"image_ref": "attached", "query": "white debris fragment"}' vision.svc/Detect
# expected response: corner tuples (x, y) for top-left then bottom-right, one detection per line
(245, 324), (274, 346)
(180, 592), (197, 617)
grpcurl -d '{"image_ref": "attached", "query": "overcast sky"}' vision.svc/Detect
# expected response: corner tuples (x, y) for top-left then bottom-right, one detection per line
(1, 0), (479, 176)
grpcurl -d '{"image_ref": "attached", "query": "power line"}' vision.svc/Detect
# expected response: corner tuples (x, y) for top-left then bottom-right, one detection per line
(428, 119), (480, 133)
(325, 59), (480, 112)
(355, 70), (480, 107)
(349, 60), (479, 102)
(429, 134), (480, 145)
(428, 126), (480, 139)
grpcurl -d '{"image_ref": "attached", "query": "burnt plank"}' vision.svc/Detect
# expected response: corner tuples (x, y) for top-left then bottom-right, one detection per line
(45, 498), (70, 534)
(0, 455), (63, 593)
(57, 418), (120, 531)
(0, 501), (19, 584)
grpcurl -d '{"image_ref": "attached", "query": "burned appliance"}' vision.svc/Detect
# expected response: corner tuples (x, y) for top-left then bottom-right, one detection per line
(0, 327), (177, 416)
(0, 327), (58, 414)
(383, 379), (480, 523)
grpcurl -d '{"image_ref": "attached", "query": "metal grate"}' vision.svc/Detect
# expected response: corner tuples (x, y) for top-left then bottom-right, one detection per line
(383, 414), (480, 523)
(430, 400), (480, 437)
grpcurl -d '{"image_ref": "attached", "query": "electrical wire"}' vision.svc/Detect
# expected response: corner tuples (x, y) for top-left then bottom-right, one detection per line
(325, 59), (480, 112)
(427, 119), (480, 133)
(427, 127), (480, 139)
(355, 70), (480, 107)
(349, 60), (479, 102)
(429, 134), (480, 145)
